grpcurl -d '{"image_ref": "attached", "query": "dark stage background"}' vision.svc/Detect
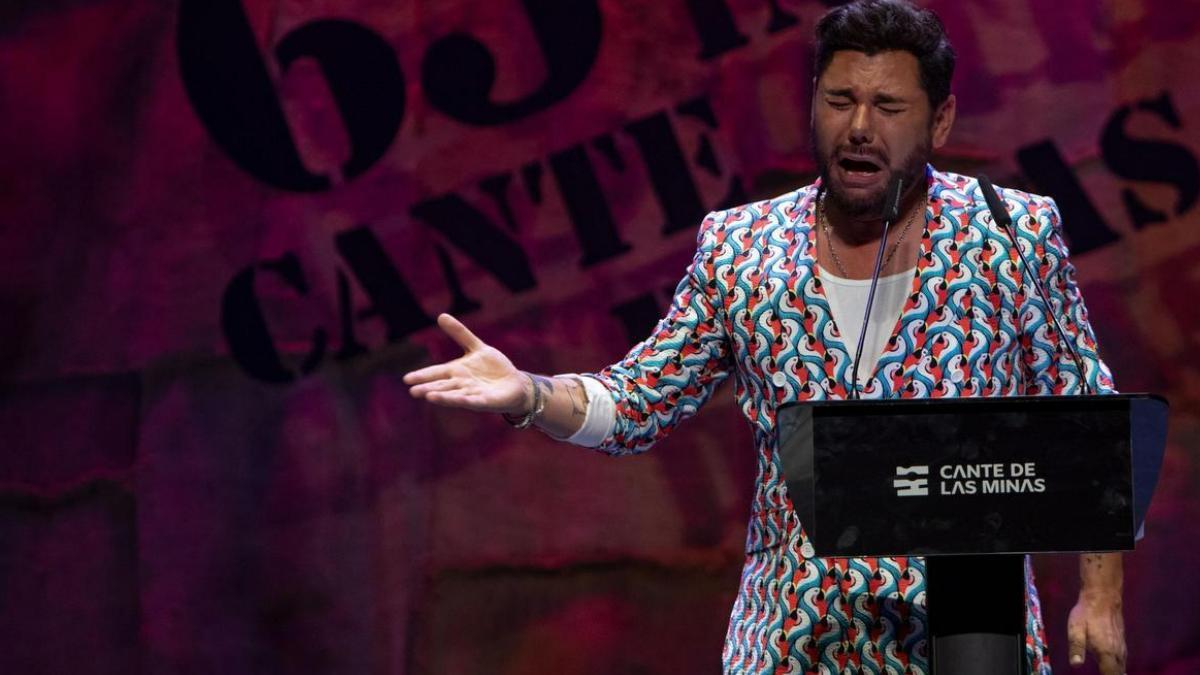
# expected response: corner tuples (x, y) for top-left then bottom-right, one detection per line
(1, 1), (1199, 673)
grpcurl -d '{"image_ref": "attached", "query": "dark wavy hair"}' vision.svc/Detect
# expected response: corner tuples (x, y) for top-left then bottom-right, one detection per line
(814, 0), (956, 108)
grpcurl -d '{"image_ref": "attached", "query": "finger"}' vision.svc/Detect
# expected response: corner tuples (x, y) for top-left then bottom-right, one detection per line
(409, 378), (466, 399)
(438, 313), (483, 352)
(425, 389), (494, 410)
(1108, 634), (1127, 675)
(403, 362), (459, 385)
(1067, 612), (1087, 666)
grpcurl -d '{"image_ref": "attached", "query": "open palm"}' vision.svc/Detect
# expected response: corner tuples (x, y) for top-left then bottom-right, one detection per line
(403, 314), (530, 415)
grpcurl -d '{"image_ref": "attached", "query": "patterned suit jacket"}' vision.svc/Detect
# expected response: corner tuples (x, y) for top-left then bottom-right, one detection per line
(589, 166), (1115, 675)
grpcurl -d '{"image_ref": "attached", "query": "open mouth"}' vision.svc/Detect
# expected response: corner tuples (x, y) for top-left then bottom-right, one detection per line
(838, 157), (884, 174)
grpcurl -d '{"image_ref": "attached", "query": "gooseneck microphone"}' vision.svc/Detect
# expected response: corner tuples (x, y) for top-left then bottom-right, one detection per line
(849, 175), (905, 399)
(977, 175), (1093, 395)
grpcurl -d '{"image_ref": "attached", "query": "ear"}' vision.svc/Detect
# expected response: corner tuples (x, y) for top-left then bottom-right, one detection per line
(931, 94), (956, 149)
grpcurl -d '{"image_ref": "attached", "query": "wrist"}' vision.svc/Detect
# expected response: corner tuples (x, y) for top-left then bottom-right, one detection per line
(502, 373), (545, 429)
(1078, 552), (1123, 604)
(515, 372), (536, 415)
(1079, 586), (1122, 604)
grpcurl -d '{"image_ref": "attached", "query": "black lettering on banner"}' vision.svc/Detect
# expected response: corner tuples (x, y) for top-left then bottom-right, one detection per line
(420, 0), (603, 125)
(333, 243), (480, 364)
(335, 227), (436, 344)
(550, 95), (746, 267)
(1100, 91), (1199, 230)
(275, 21), (406, 182)
(177, 0), (404, 191)
(684, 0), (801, 60)
(211, 82), (745, 380)
(221, 254), (327, 383)
(409, 193), (538, 293)
(549, 145), (633, 267)
(626, 97), (748, 236)
(1016, 140), (1119, 255)
(678, 96), (749, 217)
(434, 246), (485, 316)
(480, 174), (522, 232)
(626, 113), (710, 235)
(685, 0), (750, 60)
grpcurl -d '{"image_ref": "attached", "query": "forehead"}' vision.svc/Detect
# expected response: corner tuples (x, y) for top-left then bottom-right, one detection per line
(818, 50), (924, 98)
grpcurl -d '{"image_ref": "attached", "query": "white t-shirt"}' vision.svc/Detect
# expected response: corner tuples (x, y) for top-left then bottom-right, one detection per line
(817, 265), (915, 387)
(566, 266), (917, 447)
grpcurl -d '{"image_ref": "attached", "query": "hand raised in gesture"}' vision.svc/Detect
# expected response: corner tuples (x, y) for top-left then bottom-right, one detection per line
(403, 314), (532, 415)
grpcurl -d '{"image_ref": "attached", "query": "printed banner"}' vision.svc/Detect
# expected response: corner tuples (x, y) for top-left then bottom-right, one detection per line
(1, 0), (1198, 672)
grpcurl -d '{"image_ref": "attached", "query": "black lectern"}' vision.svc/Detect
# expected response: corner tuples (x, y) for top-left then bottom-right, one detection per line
(777, 394), (1169, 675)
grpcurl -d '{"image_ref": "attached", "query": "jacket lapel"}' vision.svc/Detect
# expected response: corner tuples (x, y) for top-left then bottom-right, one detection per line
(782, 167), (950, 399)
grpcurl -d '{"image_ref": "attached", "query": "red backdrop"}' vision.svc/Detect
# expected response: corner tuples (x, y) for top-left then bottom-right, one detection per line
(1, 1), (1199, 673)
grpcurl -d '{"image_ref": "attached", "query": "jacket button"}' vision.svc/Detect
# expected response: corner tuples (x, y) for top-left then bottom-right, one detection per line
(772, 371), (787, 387)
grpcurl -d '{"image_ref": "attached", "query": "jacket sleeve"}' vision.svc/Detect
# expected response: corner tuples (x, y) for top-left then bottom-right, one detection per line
(1017, 196), (1117, 395)
(586, 211), (735, 455)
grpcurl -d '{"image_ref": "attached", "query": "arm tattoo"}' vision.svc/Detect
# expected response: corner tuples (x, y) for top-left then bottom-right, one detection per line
(546, 375), (588, 417)
(530, 374), (556, 403)
(564, 378), (588, 417)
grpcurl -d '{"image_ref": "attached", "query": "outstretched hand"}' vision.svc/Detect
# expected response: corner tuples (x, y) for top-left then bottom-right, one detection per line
(403, 314), (531, 415)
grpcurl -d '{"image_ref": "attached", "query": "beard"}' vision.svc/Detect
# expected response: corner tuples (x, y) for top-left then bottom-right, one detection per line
(813, 133), (932, 218)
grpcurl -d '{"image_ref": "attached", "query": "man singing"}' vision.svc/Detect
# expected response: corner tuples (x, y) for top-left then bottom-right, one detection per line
(404, 1), (1126, 672)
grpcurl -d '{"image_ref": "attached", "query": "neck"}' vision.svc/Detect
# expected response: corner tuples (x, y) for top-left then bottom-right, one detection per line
(823, 182), (926, 244)
(817, 180), (928, 279)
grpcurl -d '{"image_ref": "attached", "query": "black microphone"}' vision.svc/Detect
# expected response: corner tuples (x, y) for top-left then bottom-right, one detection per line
(977, 175), (1092, 395)
(979, 174), (1012, 228)
(882, 173), (904, 224)
(850, 174), (905, 399)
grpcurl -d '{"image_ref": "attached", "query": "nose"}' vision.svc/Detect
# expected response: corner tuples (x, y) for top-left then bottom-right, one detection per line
(849, 104), (874, 145)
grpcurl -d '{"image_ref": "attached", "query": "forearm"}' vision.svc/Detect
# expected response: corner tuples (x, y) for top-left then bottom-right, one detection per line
(1080, 552), (1123, 600)
(514, 372), (591, 439)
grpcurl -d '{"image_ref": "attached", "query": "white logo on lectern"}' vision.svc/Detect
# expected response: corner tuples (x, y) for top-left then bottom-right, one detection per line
(891, 462), (1048, 497)
(893, 465), (930, 497)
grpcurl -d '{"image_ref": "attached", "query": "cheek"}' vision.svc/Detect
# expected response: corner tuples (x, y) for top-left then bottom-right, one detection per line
(882, 123), (930, 164)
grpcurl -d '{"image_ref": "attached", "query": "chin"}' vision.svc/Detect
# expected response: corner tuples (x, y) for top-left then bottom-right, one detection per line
(826, 182), (887, 217)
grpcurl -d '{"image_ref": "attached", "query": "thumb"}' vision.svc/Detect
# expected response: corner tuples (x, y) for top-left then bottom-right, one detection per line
(1067, 606), (1087, 667)
(438, 313), (483, 352)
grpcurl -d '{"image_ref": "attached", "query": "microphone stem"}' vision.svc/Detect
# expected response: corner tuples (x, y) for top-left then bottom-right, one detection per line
(850, 218), (892, 399)
(1001, 221), (1094, 395)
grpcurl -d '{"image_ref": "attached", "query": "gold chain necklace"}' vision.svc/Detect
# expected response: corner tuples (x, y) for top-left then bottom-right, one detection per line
(818, 191), (920, 278)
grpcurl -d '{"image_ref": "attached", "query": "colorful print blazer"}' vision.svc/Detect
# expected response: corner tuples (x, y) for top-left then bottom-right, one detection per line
(591, 166), (1115, 675)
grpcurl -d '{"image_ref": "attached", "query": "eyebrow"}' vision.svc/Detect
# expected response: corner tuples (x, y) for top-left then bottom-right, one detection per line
(822, 87), (910, 105)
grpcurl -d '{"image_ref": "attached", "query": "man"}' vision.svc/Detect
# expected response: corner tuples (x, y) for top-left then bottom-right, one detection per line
(404, 1), (1127, 672)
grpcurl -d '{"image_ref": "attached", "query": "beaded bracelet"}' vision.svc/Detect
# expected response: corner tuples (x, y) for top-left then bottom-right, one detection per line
(502, 373), (545, 429)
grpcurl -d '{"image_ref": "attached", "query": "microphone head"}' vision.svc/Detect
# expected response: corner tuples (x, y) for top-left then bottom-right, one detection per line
(978, 174), (1013, 227)
(881, 175), (904, 223)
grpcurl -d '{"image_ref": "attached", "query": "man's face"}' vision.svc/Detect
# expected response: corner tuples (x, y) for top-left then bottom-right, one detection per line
(812, 50), (955, 217)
